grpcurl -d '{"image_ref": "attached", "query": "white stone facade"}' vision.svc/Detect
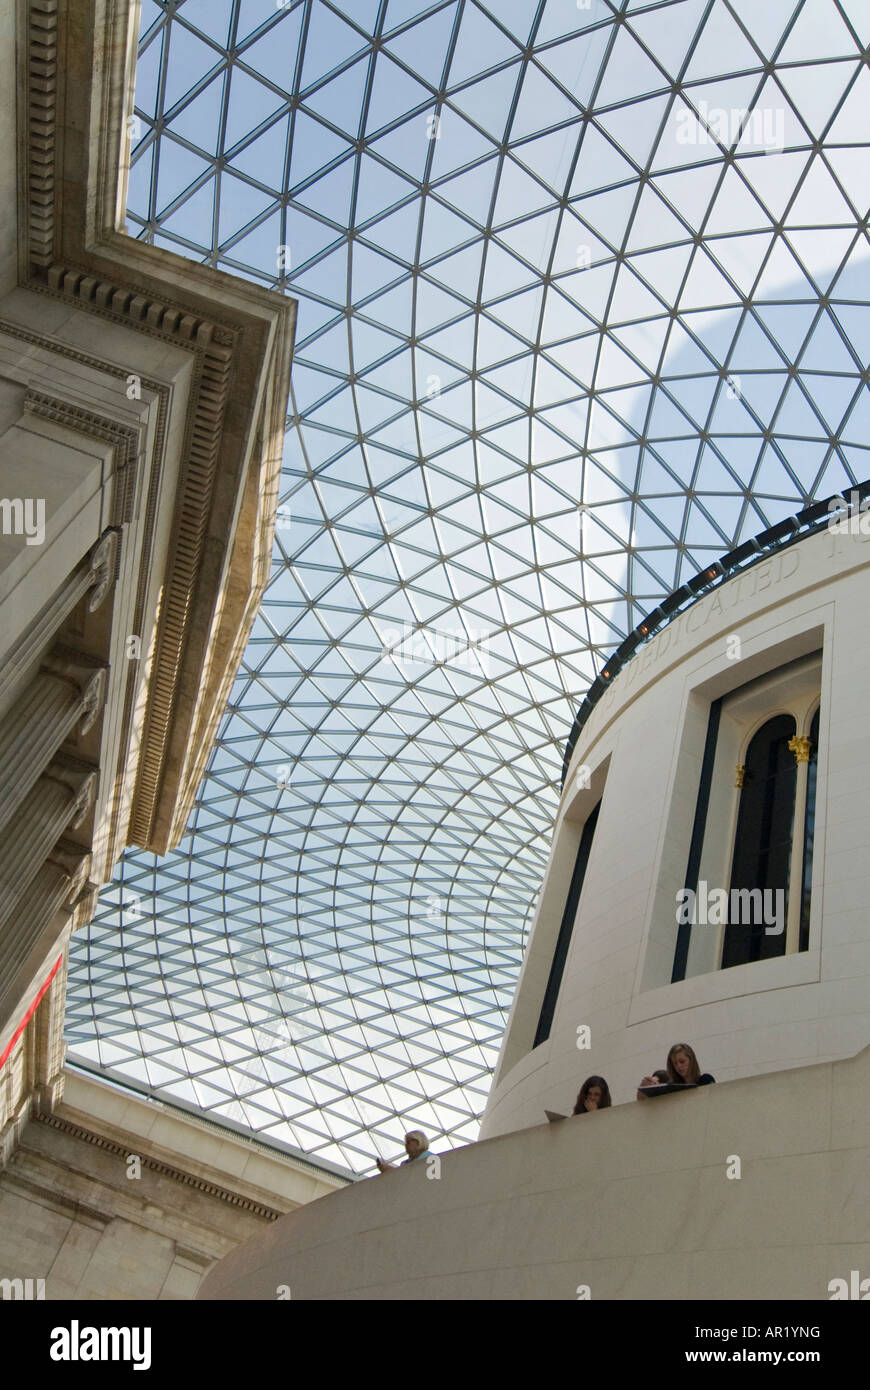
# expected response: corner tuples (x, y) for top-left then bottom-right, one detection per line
(482, 520), (870, 1139)
(0, 1070), (348, 1300)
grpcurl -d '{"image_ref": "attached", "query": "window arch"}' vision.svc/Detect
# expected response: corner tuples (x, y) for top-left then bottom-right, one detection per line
(669, 652), (821, 986)
(722, 714), (797, 968)
(798, 704), (820, 954)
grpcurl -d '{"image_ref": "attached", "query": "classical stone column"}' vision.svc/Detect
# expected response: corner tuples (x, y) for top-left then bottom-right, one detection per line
(0, 657), (106, 835)
(31, 952), (70, 1117)
(786, 734), (813, 953)
(0, 761), (96, 927)
(0, 528), (118, 714)
(0, 843), (90, 1031)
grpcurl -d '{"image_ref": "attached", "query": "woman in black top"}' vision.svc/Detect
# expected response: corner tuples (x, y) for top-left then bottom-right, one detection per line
(666, 1042), (715, 1086)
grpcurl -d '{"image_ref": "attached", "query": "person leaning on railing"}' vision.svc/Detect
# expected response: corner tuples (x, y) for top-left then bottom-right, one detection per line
(572, 1075), (612, 1114)
(637, 1043), (715, 1099)
(375, 1130), (430, 1172)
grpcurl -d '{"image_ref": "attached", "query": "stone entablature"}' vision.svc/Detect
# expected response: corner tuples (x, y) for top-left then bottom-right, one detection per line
(0, 1070), (348, 1300)
(0, 0), (295, 1165)
(11, 0), (295, 854)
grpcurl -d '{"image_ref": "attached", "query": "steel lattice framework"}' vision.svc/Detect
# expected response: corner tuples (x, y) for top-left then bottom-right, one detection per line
(67, 0), (870, 1172)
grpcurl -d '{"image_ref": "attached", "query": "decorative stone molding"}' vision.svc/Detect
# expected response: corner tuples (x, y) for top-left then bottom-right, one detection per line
(24, 0), (60, 271)
(127, 334), (235, 847)
(24, 389), (140, 526)
(44, 262), (234, 346)
(34, 1114), (285, 1220)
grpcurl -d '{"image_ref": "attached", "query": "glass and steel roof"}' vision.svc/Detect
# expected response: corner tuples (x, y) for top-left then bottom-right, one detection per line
(67, 0), (870, 1172)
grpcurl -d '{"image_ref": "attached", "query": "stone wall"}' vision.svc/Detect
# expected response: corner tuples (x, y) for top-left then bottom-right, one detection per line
(483, 522), (870, 1138)
(198, 1043), (870, 1301)
(0, 1070), (348, 1300)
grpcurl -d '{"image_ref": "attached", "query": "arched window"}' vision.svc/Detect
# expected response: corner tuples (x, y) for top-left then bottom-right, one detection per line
(669, 655), (821, 986)
(722, 715), (797, 968)
(798, 705), (820, 953)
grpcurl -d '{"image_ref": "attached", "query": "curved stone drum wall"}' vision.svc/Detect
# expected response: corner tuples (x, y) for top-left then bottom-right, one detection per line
(199, 1045), (870, 1300)
(482, 520), (870, 1139)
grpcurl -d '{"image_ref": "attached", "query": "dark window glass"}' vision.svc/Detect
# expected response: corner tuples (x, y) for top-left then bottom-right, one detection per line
(533, 801), (600, 1048)
(799, 706), (820, 953)
(722, 715), (797, 968)
(672, 698), (722, 983)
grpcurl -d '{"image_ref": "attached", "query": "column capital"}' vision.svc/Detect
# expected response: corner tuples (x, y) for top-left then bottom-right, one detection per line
(87, 530), (120, 612)
(45, 757), (98, 830)
(41, 648), (108, 735)
(46, 840), (92, 906)
(788, 735), (813, 765)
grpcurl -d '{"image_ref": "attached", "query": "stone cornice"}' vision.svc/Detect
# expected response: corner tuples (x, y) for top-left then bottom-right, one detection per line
(35, 1112), (285, 1220)
(22, 0), (60, 272)
(18, 0), (296, 854)
(24, 387), (141, 526)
